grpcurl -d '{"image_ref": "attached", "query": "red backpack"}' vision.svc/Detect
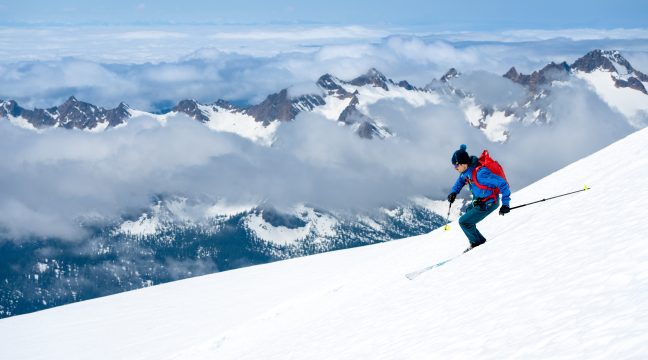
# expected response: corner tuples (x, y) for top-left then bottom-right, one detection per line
(468, 150), (508, 202)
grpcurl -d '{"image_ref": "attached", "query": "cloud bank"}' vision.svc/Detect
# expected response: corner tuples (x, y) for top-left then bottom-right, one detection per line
(0, 26), (643, 240)
(0, 71), (635, 240)
(2, 26), (648, 111)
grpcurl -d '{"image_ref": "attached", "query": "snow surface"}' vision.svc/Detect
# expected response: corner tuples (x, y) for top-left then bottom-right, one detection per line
(6, 114), (40, 131)
(575, 70), (648, 127)
(2, 127), (648, 359)
(200, 105), (279, 146)
(245, 205), (338, 246)
(86, 120), (110, 133)
(114, 202), (165, 237)
(117, 213), (161, 237)
(312, 95), (352, 121)
(204, 200), (255, 219)
(341, 81), (441, 114)
(460, 98), (514, 142)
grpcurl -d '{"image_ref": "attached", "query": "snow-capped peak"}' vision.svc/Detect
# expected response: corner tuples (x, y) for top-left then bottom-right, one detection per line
(0, 97), (131, 131)
(571, 50), (648, 126)
(572, 49), (634, 75)
(2, 49), (646, 143)
(347, 68), (390, 90)
(440, 68), (460, 82)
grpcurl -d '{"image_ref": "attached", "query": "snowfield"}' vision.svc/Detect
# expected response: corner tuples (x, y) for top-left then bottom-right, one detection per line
(1, 127), (648, 359)
(575, 69), (648, 127)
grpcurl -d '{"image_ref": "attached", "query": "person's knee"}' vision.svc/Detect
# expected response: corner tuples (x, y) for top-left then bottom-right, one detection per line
(459, 218), (473, 229)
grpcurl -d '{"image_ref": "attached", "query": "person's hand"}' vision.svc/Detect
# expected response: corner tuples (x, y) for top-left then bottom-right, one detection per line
(447, 192), (457, 203)
(499, 205), (510, 215)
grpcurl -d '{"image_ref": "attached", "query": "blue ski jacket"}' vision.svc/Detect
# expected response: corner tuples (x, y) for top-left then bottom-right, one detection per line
(450, 159), (511, 206)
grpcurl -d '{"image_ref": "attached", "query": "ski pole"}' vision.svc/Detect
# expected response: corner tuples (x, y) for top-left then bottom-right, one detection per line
(443, 202), (452, 231)
(510, 185), (590, 211)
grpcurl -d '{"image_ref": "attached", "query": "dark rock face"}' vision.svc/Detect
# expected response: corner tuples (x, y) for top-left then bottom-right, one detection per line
(291, 94), (326, 114)
(107, 103), (131, 127)
(317, 74), (352, 98)
(503, 62), (570, 93)
(600, 50), (635, 74)
(0, 100), (58, 127)
(0, 97), (130, 130)
(571, 49), (648, 93)
(356, 121), (383, 139)
(172, 100), (210, 123)
(245, 89), (325, 125)
(1, 100), (46, 127)
(337, 95), (388, 139)
(348, 68), (390, 90)
(57, 97), (130, 130)
(245, 90), (293, 125)
(397, 80), (416, 91)
(571, 49), (618, 73)
(440, 68), (459, 82)
(539, 62), (571, 81)
(503, 67), (519, 81)
(636, 71), (648, 82)
(571, 49), (637, 75)
(214, 99), (239, 111)
(337, 96), (365, 125)
(615, 77), (648, 94)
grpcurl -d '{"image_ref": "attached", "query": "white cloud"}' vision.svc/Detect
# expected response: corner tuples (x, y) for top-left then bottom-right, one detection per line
(0, 70), (635, 241)
(0, 26), (644, 240)
(2, 26), (648, 111)
(115, 30), (187, 40)
(423, 28), (648, 42)
(208, 26), (389, 41)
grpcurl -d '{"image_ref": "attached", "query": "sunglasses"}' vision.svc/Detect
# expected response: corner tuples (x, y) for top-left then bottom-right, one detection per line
(454, 163), (461, 169)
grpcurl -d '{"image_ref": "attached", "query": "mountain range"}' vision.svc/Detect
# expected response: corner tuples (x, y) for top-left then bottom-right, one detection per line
(2, 49), (647, 143)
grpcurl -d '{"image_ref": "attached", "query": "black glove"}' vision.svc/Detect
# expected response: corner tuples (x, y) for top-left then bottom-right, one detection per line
(447, 192), (457, 203)
(499, 205), (510, 215)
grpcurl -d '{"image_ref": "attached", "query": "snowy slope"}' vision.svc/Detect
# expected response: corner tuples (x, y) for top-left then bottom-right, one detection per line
(2, 128), (648, 359)
(198, 104), (279, 146)
(575, 69), (648, 127)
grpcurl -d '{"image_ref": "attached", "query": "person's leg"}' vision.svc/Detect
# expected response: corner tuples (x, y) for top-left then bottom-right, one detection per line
(458, 200), (499, 246)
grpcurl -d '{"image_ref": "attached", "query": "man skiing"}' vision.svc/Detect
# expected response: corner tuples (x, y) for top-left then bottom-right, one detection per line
(447, 144), (511, 252)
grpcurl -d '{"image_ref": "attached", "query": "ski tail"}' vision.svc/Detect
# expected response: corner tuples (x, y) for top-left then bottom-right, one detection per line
(405, 256), (458, 280)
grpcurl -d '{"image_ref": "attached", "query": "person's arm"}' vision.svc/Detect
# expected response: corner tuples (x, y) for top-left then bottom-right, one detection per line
(450, 174), (466, 196)
(477, 168), (511, 206)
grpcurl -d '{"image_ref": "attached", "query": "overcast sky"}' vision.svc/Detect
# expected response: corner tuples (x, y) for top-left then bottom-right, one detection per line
(1, 0), (646, 29)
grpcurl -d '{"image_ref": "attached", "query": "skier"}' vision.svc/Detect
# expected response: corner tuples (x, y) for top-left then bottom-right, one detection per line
(447, 145), (511, 252)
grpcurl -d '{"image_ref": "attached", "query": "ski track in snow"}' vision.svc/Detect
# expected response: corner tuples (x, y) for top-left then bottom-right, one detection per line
(2, 129), (648, 359)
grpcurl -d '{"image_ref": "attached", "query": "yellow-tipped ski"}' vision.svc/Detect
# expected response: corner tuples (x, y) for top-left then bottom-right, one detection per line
(584, 184), (590, 190)
(444, 225), (451, 231)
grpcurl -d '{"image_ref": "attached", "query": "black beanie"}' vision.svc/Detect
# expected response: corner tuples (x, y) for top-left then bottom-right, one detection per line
(451, 144), (470, 165)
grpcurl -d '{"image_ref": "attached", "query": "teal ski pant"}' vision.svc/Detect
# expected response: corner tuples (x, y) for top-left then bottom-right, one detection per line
(459, 199), (499, 246)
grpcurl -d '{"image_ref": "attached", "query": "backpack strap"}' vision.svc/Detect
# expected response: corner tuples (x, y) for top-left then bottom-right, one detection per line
(471, 166), (499, 202)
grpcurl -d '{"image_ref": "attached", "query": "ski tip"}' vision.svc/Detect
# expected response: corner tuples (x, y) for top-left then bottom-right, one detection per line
(405, 271), (422, 280)
(584, 184), (590, 190)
